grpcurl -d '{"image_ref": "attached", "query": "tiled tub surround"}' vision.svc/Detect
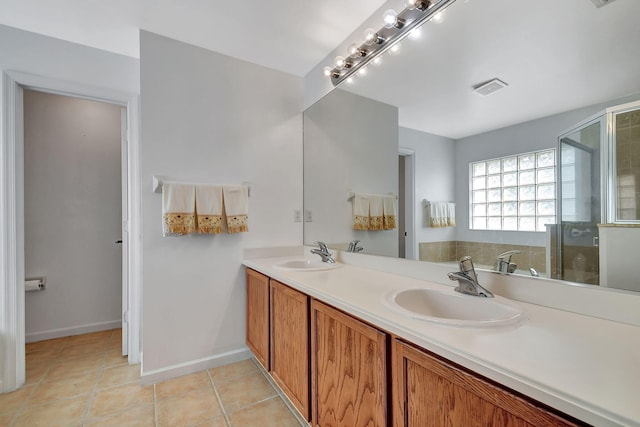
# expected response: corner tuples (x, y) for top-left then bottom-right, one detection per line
(419, 240), (547, 275)
(244, 250), (640, 427)
(0, 330), (304, 427)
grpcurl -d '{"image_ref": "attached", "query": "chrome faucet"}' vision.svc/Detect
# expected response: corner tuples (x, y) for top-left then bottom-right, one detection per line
(310, 241), (335, 263)
(347, 240), (363, 253)
(448, 256), (494, 298)
(495, 250), (520, 274)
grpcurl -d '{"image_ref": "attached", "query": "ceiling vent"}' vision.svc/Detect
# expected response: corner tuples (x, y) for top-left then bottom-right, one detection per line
(473, 78), (508, 97)
(589, 0), (618, 7)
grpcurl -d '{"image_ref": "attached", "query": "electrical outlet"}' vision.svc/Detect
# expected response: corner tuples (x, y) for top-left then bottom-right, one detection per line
(304, 210), (313, 222)
(294, 210), (302, 222)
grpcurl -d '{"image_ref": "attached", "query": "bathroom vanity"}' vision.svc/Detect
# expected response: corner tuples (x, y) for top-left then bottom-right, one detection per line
(243, 251), (640, 426)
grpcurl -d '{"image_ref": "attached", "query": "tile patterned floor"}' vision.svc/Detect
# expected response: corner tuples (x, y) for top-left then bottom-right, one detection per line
(0, 329), (306, 427)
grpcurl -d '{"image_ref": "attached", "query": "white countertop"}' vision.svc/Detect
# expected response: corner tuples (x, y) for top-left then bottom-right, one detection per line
(244, 255), (640, 427)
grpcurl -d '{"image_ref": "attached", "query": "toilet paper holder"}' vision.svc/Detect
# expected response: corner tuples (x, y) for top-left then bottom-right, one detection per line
(25, 277), (46, 292)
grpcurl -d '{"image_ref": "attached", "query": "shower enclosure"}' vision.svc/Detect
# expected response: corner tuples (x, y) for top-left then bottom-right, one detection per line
(554, 100), (640, 289)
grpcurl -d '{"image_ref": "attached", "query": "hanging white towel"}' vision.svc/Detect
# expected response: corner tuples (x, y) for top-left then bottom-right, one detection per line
(195, 185), (224, 234)
(369, 196), (384, 231)
(382, 195), (397, 230)
(162, 183), (196, 236)
(353, 194), (370, 230)
(223, 185), (249, 233)
(428, 202), (456, 227)
(446, 202), (456, 227)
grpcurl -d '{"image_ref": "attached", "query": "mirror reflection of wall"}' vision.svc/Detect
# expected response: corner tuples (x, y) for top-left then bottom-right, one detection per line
(303, 89), (399, 257)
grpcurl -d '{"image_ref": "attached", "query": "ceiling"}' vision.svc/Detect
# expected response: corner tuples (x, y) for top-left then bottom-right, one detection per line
(2, 0), (639, 139)
(0, 0), (386, 77)
(338, 0), (640, 139)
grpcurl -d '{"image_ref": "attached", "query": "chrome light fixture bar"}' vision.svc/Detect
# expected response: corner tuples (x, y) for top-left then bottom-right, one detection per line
(329, 0), (457, 86)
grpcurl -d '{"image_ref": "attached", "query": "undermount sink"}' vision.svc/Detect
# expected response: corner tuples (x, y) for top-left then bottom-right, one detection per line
(385, 287), (525, 328)
(273, 259), (341, 272)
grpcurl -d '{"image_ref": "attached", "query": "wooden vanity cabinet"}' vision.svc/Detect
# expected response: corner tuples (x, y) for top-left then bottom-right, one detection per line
(392, 339), (583, 427)
(269, 280), (310, 420)
(311, 300), (388, 427)
(246, 268), (270, 369)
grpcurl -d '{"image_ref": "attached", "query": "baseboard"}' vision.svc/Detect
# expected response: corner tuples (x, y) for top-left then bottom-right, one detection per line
(140, 347), (252, 386)
(25, 320), (122, 343)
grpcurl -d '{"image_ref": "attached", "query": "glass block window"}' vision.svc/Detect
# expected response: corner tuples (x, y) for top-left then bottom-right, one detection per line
(471, 149), (556, 232)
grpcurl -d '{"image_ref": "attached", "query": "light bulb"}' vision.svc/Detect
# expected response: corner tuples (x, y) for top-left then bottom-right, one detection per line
(323, 66), (332, 77)
(334, 56), (345, 69)
(389, 43), (401, 56)
(382, 9), (398, 29)
(346, 77), (354, 84)
(348, 43), (359, 57)
(363, 28), (379, 46)
(431, 10), (445, 23)
(357, 67), (368, 77)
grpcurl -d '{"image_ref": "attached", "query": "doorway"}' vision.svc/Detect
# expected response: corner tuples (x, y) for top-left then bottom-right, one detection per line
(23, 89), (125, 344)
(1, 71), (141, 393)
(399, 149), (416, 259)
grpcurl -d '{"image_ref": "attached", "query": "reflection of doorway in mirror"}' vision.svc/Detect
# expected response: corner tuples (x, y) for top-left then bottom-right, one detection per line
(399, 149), (416, 260)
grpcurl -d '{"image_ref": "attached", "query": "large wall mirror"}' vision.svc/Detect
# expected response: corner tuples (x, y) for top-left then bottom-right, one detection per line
(303, 0), (640, 292)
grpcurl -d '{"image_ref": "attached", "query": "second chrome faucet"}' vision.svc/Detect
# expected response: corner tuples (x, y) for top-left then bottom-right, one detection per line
(448, 256), (494, 298)
(310, 242), (335, 263)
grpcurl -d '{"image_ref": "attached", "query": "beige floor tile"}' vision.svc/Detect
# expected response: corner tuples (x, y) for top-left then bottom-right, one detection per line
(96, 364), (140, 389)
(0, 385), (35, 414)
(26, 338), (66, 355)
(25, 362), (51, 385)
(26, 371), (97, 406)
(26, 350), (60, 366)
(155, 371), (212, 400)
(85, 404), (154, 427)
(216, 372), (276, 413)
(88, 382), (153, 418)
(12, 395), (88, 427)
(44, 355), (104, 382)
(192, 415), (229, 427)
(0, 411), (16, 426)
(59, 339), (108, 358)
(103, 349), (129, 368)
(209, 359), (258, 384)
(65, 330), (113, 344)
(157, 387), (223, 427)
(228, 397), (301, 427)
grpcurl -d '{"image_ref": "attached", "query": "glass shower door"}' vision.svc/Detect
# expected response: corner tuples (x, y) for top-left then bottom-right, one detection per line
(557, 118), (603, 285)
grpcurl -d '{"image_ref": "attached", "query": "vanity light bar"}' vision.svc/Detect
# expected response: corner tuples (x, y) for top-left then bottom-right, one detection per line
(329, 0), (457, 86)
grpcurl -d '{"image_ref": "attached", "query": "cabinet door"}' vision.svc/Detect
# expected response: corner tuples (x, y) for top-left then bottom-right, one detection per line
(270, 280), (310, 420)
(246, 268), (269, 369)
(392, 339), (582, 427)
(311, 300), (387, 427)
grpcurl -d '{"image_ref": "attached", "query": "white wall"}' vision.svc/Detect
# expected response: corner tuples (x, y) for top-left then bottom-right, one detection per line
(0, 25), (139, 95)
(304, 89), (399, 257)
(399, 127), (456, 244)
(23, 90), (122, 341)
(140, 31), (303, 374)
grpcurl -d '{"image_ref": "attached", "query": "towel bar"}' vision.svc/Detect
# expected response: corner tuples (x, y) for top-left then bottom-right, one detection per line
(152, 175), (251, 196)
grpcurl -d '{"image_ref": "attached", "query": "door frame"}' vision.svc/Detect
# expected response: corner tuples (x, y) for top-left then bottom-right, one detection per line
(399, 147), (417, 260)
(1, 70), (141, 392)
